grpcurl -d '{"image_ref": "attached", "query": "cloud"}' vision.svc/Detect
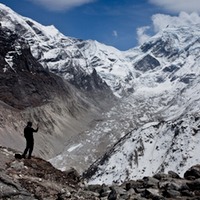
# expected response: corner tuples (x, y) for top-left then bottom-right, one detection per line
(28, 0), (95, 11)
(137, 12), (200, 44)
(112, 30), (118, 37)
(152, 12), (200, 32)
(149, 0), (200, 13)
(137, 26), (150, 45)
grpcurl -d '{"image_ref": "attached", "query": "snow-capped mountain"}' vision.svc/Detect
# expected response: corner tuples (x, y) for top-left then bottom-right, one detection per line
(1, 3), (200, 186)
(0, 3), (139, 97)
(0, 4), (112, 96)
(51, 25), (200, 183)
(81, 26), (200, 184)
(48, 26), (200, 186)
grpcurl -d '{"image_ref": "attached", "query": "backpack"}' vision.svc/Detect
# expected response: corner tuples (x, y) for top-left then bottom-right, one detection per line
(15, 153), (22, 159)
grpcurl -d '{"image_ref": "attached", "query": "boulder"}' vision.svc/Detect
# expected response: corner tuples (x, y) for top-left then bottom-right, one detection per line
(184, 165), (200, 180)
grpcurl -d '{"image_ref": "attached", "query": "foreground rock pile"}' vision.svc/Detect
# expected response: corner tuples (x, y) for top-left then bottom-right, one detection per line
(0, 146), (94, 200)
(88, 166), (200, 200)
(1, 145), (200, 200)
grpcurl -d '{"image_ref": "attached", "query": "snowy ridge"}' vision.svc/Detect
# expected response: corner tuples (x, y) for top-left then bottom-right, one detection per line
(84, 25), (200, 183)
(87, 113), (200, 184)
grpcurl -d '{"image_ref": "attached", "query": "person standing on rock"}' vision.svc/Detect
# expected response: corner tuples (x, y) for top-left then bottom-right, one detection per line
(22, 121), (39, 159)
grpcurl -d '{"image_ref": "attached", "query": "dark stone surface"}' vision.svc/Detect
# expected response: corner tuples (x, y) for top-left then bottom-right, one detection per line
(134, 54), (160, 72)
(0, 26), (70, 110)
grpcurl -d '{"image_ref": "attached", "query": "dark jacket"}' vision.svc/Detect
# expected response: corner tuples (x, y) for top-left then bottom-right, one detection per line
(24, 126), (38, 140)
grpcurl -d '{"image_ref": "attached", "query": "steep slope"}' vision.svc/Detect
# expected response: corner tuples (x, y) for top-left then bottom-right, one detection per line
(0, 23), (110, 161)
(0, 26), (68, 109)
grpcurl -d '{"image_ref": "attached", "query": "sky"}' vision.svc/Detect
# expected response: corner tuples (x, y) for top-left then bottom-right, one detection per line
(0, 0), (200, 50)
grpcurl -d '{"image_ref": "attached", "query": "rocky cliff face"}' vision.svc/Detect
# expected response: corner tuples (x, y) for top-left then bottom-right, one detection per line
(0, 26), (68, 109)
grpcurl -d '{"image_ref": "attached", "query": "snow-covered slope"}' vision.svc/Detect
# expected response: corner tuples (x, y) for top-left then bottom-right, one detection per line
(50, 24), (200, 184)
(81, 26), (200, 184)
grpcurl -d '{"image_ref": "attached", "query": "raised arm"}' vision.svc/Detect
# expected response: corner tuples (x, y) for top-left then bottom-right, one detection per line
(32, 127), (39, 132)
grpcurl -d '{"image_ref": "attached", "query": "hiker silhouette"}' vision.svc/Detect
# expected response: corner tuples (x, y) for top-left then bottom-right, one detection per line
(22, 121), (39, 159)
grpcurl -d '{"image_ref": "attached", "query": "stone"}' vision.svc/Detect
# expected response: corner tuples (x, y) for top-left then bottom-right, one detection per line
(187, 178), (200, 190)
(143, 176), (159, 188)
(163, 189), (181, 198)
(3, 146), (200, 200)
(184, 165), (200, 180)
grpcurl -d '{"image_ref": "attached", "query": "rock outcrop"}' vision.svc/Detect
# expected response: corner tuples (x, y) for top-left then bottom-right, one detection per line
(0, 146), (95, 200)
(2, 146), (200, 200)
(0, 26), (70, 110)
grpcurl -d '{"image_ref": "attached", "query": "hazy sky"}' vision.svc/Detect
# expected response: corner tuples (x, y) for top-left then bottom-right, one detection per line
(0, 0), (200, 50)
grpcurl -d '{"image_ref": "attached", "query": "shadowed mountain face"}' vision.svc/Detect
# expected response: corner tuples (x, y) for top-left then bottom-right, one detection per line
(0, 20), (113, 110)
(0, 26), (70, 110)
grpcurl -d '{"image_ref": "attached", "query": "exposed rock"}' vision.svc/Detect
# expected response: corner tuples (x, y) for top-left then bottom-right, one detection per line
(184, 165), (200, 180)
(3, 145), (200, 199)
(107, 186), (117, 200)
(0, 146), (94, 199)
(0, 26), (68, 110)
(134, 54), (160, 72)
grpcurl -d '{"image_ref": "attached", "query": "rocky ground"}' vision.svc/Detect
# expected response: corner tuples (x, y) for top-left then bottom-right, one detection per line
(1, 146), (200, 200)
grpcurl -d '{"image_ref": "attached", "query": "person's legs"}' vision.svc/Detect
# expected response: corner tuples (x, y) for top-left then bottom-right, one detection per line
(22, 138), (29, 158)
(28, 139), (34, 159)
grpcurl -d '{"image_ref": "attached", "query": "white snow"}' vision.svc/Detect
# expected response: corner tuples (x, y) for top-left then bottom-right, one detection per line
(67, 143), (83, 152)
